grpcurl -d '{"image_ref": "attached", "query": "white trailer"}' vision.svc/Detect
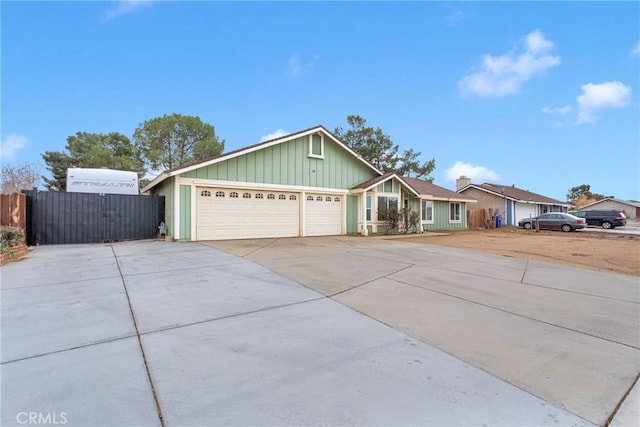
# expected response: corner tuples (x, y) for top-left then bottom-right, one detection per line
(66, 168), (139, 195)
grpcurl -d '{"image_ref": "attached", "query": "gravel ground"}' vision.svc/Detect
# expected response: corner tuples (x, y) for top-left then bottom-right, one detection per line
(399, 228), (640, 277)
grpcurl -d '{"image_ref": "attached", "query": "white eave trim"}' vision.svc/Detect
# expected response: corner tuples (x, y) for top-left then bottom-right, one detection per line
(420, 195), (477, 203)
(458, 184), (566, 206)
(182, 177), (349, 195)
(354, 173), (420, 197)
(142, 126), (383, 193)
(141, 171), (170, 193)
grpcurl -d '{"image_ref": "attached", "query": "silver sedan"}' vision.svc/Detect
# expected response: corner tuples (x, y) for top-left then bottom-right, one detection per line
(518, 213), (587, 232)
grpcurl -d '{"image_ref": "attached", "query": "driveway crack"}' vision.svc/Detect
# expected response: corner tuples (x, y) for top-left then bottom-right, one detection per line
(111, 246), (165, 427)
(328, 263), (415, 298)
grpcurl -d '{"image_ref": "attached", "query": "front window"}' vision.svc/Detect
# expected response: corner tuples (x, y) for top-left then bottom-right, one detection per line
(449, 202), (461, 222)
(378, 196), (399, 217)
(366, 196), (372, 221)
(422, 200), (433, 222)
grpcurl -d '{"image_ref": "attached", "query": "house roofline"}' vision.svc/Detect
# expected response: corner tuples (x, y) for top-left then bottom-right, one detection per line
(458, 184), (570, 206)
(577, 197), (640, 209)
(142, 125), (383, 193)
(351, 172), (420, 197)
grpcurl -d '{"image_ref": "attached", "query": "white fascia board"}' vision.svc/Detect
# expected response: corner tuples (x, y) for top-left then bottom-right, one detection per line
(321, 130), (383, 175)
(142, 126), (382, 192)
(420, 195), (478, 203)
(169, 126), (383, 178)
(461, 184), (519, 202)
(179, 177), (349, 195)
(141, 171), (169, 193)
(357, 174), (419, 196)
(393, 175), (420, 197)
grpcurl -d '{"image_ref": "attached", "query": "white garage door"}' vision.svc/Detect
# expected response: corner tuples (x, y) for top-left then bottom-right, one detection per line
(516, 203), (538, 223)
(305, 194), (342, 236)
(197, 188), (300, 240)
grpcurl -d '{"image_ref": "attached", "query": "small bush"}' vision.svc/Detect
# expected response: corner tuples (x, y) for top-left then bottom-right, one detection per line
(379, 209), (402, 234)
(0, 226), (26, 248)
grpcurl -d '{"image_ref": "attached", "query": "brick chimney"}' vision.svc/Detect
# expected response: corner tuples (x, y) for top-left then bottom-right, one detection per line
(456, 176), (471, 191)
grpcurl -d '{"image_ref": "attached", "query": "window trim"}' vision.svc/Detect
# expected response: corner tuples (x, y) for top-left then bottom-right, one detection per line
(449, 202), (462, 223)
(421, 200), (434, 223)
(377, 195), (399, 219)
(308, 133), (324, 159)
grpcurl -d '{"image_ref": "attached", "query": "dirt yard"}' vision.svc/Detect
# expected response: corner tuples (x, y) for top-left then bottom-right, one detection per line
(399, 228), (640, 277)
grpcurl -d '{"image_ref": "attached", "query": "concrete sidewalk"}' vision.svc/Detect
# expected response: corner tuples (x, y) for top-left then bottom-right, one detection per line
(1, 238), (636, 426)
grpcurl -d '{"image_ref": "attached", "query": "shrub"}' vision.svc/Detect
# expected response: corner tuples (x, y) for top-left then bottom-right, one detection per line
(379, 209), (402, 234)
(379, 208), (421, 234)
(402, 208), (421, 234)
(0, 226), (26, 248)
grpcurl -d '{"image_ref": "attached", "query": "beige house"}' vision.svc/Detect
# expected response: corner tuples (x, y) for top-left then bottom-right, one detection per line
(456, 176), (570, 226)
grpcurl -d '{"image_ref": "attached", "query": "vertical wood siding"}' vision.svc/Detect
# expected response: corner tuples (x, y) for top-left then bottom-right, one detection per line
(422, 201), (467, 231)
(181, 135), (377, 189)
(179, 185), (191, 240)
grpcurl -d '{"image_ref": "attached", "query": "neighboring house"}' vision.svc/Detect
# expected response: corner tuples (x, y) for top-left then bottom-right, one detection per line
(142, 125), (476, 241)
(575, 198), (640, 221)
(456, 177), (570, 226)
(350, 173), (476, 235)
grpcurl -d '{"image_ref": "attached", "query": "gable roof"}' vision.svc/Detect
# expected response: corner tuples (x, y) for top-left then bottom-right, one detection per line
(403, 177), (476, 202)
(577, 197), (640, 209)
(458, 182), (569, 206)
(142, 125), (382, 193)
(351, 174), (476, 202)
(350, 172), (420, 196)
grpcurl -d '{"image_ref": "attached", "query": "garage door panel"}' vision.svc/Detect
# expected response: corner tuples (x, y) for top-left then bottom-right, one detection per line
(517, 204), (538, 222)
(306, 194), (342, 236)
(197, 188), (299, 241)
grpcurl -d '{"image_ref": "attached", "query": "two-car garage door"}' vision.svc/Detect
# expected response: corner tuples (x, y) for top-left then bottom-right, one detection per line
(196, 187), (342, 240)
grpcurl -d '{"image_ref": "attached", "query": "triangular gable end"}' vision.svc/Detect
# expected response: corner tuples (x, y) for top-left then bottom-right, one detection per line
(142, 126), (382, 193)
(351, 172), (420, 197)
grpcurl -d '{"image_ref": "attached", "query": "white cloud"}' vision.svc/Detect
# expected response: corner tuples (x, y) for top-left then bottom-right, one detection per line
(445, 161), (500, 183)
(105, 1), (153, 20)
(631, 41), (640, 56)
(287, 54), (320, 77)
(576, 81), (631, 123)
(0, 133), (28, 162)
(260, 129), (289, 142)
(459, 29), (561, 97)
(541, 105), (573, 115)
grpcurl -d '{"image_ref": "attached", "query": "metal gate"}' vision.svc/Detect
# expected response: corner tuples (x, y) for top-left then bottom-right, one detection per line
(24, 190), (164, 245)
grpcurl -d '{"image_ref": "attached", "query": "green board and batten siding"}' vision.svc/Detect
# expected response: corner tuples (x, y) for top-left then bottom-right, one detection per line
(149, 131), (379, 239)
(180, 135), (377, 190)
(347, 195), (358, 234)
(179, 185), (191, 240)
(422, 201), (468, 231)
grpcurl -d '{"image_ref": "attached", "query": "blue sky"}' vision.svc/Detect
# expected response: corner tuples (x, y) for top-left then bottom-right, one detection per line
(2, 1), (639, 201)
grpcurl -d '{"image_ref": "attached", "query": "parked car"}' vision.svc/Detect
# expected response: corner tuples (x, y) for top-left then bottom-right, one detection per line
(571, 210), (627, 229)
(518, 213), (587, 232)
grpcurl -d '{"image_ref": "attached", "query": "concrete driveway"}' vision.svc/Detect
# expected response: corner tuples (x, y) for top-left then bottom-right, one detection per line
(1, 237), (638, 426)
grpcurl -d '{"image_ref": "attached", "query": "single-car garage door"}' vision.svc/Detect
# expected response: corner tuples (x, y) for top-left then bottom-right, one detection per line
(305, 194), (342, 236)
(197, 188), (299, 240)
(516, 204), (538, 223)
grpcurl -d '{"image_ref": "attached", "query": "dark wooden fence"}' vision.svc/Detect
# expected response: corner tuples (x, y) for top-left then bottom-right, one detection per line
(24, 190), (164, 245)
(1, 193), (27, 229)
